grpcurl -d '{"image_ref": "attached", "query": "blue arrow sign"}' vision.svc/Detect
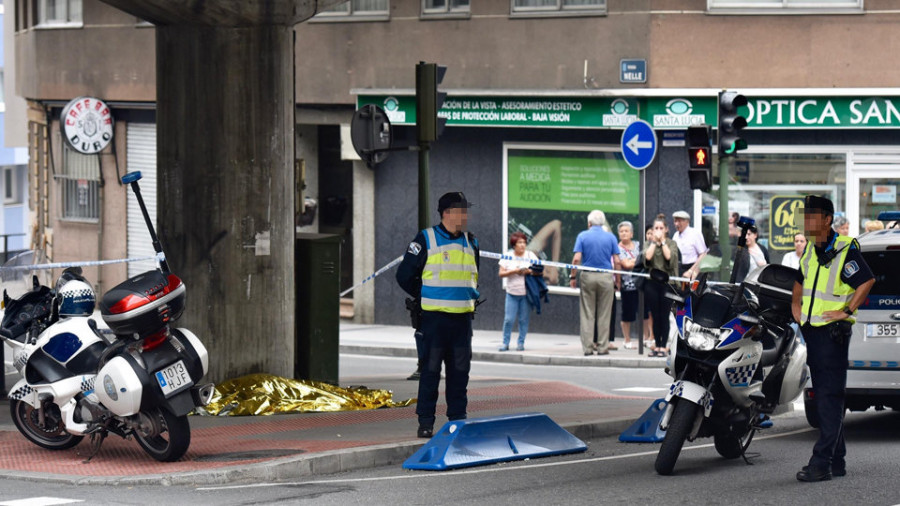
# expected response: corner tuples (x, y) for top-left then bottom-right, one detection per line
(621, 120), (657, 170)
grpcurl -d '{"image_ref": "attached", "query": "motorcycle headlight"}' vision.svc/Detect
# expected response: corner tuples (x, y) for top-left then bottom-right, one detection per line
(683, 317), (731, 351)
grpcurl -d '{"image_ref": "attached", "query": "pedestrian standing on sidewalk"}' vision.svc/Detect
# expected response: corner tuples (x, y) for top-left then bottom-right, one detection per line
(396, 192), (480, 439)
(641, 224), (655, 348)
(671, 210), (708, 281)
(569, 210), (619, 356)
(643, 217), (679, 357)
(791, 195), (874, 482)
(498, 231), (539, 351)
(616, 221), (640, 349)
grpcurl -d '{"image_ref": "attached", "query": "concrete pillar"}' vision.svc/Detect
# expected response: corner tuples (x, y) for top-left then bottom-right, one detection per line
(351, 160), (375, 324)
(156, 25), (295, 382)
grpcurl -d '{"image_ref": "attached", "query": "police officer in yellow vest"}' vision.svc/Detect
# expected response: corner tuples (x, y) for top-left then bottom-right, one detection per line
(397, 192), (480, 438)
(791, 195), (874, 482)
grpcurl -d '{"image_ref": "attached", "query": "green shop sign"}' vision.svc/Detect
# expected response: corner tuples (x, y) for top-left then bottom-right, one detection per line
(358, 94), (900, 130)
(507, 155), (639, 213)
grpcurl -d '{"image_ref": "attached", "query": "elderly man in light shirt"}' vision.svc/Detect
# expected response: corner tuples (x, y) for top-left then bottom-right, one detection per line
(671, 210), (708, 280)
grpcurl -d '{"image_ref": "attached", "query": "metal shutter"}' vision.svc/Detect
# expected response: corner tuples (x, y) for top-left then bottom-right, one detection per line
(126, 122), (158, 277)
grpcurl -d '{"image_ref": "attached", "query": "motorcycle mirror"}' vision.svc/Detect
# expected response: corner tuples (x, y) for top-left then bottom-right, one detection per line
(743, 286), (760, 311)
(649, 268), (669, 284)
(739, 313), (760, 326)
(664, 292), (685, 304)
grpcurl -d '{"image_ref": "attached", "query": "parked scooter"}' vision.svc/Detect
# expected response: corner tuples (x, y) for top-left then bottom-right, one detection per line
(653, 218), (810, 475)
(1, 171), (213, 462)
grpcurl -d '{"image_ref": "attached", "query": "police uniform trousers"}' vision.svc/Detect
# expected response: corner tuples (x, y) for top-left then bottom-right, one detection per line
(804, 323), (850, 471)
(416, 310), (473, 428)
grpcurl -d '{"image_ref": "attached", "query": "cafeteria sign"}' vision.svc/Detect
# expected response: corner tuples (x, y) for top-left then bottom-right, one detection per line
(769, 195), (805, 251)
(61, 96), (114, 154)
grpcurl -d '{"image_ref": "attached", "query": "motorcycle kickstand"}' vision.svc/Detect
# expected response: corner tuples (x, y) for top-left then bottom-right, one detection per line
(81, 431), (108, 464)
(739, 429), (760, 466)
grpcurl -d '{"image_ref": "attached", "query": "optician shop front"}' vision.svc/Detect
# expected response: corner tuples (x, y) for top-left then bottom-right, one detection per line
(359, 89), (900, 333)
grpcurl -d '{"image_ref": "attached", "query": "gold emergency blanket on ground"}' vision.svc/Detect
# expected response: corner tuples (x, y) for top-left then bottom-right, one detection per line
(198, 373), (416, 416)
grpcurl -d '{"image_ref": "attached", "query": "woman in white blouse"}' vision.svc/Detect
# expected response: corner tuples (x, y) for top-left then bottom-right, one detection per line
(780, 233), (807, 270)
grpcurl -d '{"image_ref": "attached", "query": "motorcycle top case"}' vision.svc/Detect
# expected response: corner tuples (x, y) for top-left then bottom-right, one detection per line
(100, 270), (185, 337)
(741, 264), (797, 322)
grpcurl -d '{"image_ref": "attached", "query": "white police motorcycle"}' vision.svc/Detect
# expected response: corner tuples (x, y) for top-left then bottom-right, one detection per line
(653, 222), (810, 475)
(1, 172), (213, 462)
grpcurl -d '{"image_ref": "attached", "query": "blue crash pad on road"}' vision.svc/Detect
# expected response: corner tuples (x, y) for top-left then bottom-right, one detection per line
(619, 398), (668, 443)
(403, 412), (587, 471)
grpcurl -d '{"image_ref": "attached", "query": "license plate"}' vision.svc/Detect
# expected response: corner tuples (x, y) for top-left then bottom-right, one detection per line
(155, 360), (193, 397)
(866, 323), (900, 338)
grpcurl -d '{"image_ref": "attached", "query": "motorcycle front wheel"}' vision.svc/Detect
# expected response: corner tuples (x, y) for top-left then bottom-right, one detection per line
(714, 428), (755, 459)
(9, 399), (83, 450)
(655, 400), (700, 475)
(134, 407), (191, 462)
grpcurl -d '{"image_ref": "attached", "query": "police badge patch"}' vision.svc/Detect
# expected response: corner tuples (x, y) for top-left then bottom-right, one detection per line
(843, 260), (860, 277)
(408, 242), (422, 255)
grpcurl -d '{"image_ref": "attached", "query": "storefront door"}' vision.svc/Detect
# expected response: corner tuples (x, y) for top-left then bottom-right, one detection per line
(847, 153), (900, 236)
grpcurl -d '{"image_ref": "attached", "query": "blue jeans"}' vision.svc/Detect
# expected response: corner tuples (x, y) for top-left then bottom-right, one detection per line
(502, 293), (531, 348)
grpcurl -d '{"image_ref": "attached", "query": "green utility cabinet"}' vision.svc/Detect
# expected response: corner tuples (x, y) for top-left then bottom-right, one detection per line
(295, 233), (341, 384)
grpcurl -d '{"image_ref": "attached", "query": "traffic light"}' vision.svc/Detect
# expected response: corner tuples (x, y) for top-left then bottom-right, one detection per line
(686, 124), (712, 191)
(416, 62), (447, 144)
(718, 90), (748, 157)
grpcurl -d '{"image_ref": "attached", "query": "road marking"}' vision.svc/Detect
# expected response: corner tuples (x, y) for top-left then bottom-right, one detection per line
(197, 427), (816, 491)
(0, 499), (83, 506)
(614, 387), (668, 393)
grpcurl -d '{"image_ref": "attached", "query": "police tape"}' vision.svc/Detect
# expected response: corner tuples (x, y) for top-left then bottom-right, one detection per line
(339, 255), (404, 297)
(0, 255), (158, 273)
(338, 249), (728, 296)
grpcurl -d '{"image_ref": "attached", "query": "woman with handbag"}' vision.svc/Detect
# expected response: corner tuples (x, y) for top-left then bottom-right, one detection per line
(616, 221), (640, 349)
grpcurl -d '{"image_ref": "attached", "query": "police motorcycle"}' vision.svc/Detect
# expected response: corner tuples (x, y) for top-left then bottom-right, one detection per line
(0, 171), (213, 462)
(653, 217), (810, 475)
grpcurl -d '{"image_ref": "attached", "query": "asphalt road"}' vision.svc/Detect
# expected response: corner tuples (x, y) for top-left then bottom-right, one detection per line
(2, 356), (898, 506)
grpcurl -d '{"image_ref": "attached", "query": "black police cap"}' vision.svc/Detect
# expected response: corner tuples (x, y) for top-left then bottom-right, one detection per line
(804, 195), (835, 216)
(438, 192), (473, 215)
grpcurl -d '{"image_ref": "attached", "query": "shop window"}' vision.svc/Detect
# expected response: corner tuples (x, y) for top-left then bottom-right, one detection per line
(36, 0), (82, 27)
(708, 0), (863, 15)
(422, 0), (470, 18)
(313, 0), (389, 21)
(56, 144), (100, 222)
(512, 0), (605, 17)
(504, 144), (639, 294)
(700, 152), (846, 270)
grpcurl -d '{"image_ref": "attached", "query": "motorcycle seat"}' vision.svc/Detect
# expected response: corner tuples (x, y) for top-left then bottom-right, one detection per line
(759, 326), (793, 368)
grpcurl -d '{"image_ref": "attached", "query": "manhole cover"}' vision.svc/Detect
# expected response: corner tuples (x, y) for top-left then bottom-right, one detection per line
(194, 449), (306, 462)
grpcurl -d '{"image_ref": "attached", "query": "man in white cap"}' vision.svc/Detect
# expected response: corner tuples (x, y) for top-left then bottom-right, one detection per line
(672, 210), (708, 280)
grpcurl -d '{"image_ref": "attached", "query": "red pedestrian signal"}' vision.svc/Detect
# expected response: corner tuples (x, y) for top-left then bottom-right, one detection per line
(689, 147), (710, 168)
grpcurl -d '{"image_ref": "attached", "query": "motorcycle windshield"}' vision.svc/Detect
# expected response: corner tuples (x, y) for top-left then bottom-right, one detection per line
(1, 250), (52, 300)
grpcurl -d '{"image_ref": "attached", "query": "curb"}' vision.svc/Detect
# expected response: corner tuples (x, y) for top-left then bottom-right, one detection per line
(0, 417), (636, 487)
(340, 345), (666, 369)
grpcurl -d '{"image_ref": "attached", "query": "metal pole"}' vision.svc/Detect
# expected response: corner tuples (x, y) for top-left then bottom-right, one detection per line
(418, 143), (430, 230)
(718, 157), (731, 282)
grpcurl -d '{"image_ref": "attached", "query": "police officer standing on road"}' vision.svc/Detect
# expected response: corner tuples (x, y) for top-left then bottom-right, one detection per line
(396, 192), (480, 439)
(791, 195), (874, 482)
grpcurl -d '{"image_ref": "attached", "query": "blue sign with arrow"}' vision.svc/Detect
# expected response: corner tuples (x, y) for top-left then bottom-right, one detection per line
(621, 120), (657, 170)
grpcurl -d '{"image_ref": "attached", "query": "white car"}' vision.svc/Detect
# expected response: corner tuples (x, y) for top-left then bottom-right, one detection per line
(804, 216), (900, 426)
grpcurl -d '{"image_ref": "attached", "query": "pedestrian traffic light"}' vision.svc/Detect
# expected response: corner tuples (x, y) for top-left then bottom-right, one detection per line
(686, 124), (712, 191)
(416, 62), (447, 144)
(718, 90), (748, 157)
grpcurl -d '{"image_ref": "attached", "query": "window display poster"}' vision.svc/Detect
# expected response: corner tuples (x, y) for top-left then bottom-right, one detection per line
(507, 150), (640, 288)
(769, 195), (806, 251)
(872, 185), (896, 204)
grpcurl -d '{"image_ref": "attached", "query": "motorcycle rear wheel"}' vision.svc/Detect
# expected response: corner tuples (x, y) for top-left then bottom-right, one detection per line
(9, 400), (83, 450)
(134, 407), (191, 462)
(655, 400), (700, 475)
(714, 428), (755, 459)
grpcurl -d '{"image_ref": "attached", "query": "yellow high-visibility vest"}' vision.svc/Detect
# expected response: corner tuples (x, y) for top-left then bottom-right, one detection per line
(799, 235), (856, 326)
(420, 227), (479, 313)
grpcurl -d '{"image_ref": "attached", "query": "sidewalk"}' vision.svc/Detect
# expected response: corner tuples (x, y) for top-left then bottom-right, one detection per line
(0, 324), (665, 486)
(340, 322), (667, 368)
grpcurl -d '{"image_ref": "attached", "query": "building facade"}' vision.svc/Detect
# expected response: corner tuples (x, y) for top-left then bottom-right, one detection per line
(10, 0), (900, 336)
